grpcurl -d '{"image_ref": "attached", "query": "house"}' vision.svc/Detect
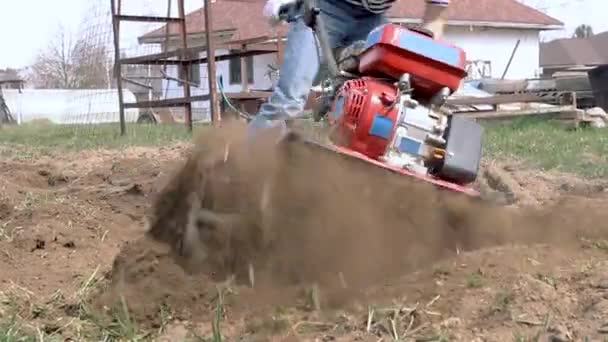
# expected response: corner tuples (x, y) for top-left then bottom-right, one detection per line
(540, 31), (608, 77)
(137, 0), (563, 120)
(0, 69), (24, 90)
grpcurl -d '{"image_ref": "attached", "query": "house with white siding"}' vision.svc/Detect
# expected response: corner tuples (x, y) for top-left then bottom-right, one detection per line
(137, 0), (563, 121)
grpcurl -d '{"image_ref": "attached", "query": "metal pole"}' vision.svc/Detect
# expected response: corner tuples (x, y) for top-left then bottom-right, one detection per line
(110, 0), (126, 136)
(203, 0), (221, 125)
(501, 39), (521, 80)
(177, 0), (193, 131)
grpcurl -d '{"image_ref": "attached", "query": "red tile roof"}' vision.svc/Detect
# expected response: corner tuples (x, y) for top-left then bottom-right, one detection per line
(140, 0), (563, 43)
(388, 0), (562, 26)
(140, 0), (286, 42)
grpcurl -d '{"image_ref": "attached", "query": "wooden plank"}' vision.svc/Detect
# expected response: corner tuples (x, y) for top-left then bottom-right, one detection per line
(122, 77), (153, 89)
(454, 105), (579, 120)
(124, 95), (210, 109)
(115, 15), (182, 23)
(225, 91), (272, 99)
(445, 93), (549, 106)
(224, 36), (274, 46)
(123, 92), (268, 110)
(121, 49), (275, 65)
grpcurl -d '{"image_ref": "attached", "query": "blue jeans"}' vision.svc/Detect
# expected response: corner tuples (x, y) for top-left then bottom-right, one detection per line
(248, 0), (388, 133)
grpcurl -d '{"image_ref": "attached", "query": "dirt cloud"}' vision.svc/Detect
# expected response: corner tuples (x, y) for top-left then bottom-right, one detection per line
(101, 122), (608, 324)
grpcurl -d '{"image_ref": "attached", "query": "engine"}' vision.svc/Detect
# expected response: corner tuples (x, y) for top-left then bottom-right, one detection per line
(327, 24), (483, 185)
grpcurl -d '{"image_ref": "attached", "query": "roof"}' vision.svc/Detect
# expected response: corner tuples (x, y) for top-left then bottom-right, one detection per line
(540, 31), (608, 68)
(388, 0), (562, 28)
(139, 0), (563, 44)
(139, 0), (287, 44)
(0, 69), (23, 84)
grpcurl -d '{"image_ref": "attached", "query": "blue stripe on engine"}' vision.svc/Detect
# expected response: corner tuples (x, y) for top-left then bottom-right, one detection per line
(363, 24), (461, 67)
(369, 114), (393, 139)
(331, 96), (344, 120)
(397, 30), (461, 67)
(364, 25), (384, 48)
(398, 136), (422, 155)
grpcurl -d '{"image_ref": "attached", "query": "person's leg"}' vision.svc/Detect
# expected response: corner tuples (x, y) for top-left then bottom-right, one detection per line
(247, 20), (320, 132)
(345, 10), (388, 45)
(247, 0), (354, 134)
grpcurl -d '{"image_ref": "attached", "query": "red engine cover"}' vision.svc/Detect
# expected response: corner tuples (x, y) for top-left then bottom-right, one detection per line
(358, 24), (467, 100)
(328, 77), (399, 160)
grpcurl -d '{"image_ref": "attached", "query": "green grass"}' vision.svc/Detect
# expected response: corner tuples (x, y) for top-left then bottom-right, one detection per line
(482, 117), (608, 179)
(1, 116), (607, 178)
(0, 122), (203, 155)
(466, 272), (484, 288)
(0, 322), (40, 342)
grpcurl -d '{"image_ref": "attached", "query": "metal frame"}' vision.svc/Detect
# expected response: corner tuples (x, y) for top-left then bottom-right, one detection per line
(110, 0), (284, 134)
(111, 0), (194, 134)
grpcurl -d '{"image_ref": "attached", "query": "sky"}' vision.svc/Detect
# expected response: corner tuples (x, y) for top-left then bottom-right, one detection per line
(0, 0), (607, 69)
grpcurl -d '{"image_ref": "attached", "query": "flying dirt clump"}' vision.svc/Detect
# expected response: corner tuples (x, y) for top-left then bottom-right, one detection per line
(101, 121), (608, 322)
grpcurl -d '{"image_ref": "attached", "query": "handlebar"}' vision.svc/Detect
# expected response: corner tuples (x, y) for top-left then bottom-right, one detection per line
(277, 0), (305, 22)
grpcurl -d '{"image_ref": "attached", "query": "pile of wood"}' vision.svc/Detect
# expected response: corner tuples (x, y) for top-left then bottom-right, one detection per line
(444, 76), (604, 128)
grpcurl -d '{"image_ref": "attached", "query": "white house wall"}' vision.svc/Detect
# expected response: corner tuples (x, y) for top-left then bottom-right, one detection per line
(444, 26), (541, 80)
(158, 26), (541, 122)
(162, 48), (277, 122)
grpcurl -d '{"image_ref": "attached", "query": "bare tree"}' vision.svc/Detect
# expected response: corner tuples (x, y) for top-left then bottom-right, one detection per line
(29, 25), (111, 89)
(573, 24), (594, 38)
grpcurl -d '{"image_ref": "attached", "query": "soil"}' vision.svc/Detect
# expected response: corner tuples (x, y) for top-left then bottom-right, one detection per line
(1, 126), (608, 341)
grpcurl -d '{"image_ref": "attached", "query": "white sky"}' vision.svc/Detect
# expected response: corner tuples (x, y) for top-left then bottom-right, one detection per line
(0, 0), (607, 69)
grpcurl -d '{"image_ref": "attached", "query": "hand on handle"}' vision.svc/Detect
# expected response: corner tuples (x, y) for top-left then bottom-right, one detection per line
(263, 0), (298, 25)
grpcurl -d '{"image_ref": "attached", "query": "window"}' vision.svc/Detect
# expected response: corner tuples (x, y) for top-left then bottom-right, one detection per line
(229, 50), (254, 85)
(178, 51), (201, 87)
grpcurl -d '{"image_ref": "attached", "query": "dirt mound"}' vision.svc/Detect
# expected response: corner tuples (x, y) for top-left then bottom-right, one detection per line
(2, 128), (607, 340)
(93, 236), (218, 327)
(94, 122), (608, 334)
(477, 159), (608, 206)
(0, 147), (178, 301)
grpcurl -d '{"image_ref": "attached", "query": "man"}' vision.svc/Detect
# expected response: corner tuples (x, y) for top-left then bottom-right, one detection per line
(248, 0), (450, 133)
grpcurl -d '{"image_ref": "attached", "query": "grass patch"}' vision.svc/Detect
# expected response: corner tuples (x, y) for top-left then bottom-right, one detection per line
(466, 272), (484, 289)
(2, 117), (607, 178)
(489, 290), (515, 316)
(0, 122), (205, 155)
(482, 117), (608, 178)
(0, 320), (42, 342)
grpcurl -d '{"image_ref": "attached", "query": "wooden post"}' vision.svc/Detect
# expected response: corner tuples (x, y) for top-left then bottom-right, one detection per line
(240, 44), (249, 93)
(110, 0), (126, 136)
(177, 0), (193, 131)
(204, 0), (221, 125)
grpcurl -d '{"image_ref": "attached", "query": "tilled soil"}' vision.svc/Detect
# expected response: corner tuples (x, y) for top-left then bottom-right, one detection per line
(1, 136), (607, 341)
